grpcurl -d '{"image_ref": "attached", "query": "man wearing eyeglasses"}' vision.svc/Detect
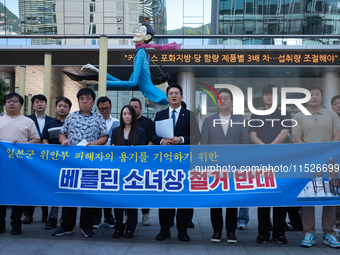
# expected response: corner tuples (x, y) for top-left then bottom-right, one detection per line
(0, 93), (40, 235)
(92, 96), (119, 230)
(97, 96), (120, 146)
(151, 84), (201, 242)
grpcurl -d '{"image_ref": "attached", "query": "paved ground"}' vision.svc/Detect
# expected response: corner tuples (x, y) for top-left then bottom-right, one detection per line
(0, 206), (339, 254)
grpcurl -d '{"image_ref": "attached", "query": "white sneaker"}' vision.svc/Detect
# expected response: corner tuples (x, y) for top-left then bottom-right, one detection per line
(239, 223), (247, 230)
(323, 233), (340, 248)
(301, 232), (316, 247)
(142, 214), (151, 226)
(92, 218), (101, 229)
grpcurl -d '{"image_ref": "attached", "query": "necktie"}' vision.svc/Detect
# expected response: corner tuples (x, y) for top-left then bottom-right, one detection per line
(171, 109), (176, 131)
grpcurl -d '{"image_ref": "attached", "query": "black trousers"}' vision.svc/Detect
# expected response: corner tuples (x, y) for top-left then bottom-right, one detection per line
(141, 209), (150, 214)
(210, 208), (238, 233)
(286, 206), (302, 229)
(258, 207), (286, 239)
(94, 208), (113, 220)
(114, 208), (137, 231)
(60, 207), (95, 231)
(159, 208), (192, 233)
(0, 205), (23, 228)
(24, 206), (48, 217)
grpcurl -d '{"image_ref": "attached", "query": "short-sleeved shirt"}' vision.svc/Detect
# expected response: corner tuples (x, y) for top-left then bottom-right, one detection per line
(60, 110), (108, 145)
(41, 118), (64, 145)
(249, 108), (292, 144)
(292, 107), (340, 143)
(0, 114), (39, 142)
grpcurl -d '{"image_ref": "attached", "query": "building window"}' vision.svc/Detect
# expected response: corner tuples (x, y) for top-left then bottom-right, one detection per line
(92, 24), (96, 34)
(90, 14), (93, 23)
(90, 3), (95, 12)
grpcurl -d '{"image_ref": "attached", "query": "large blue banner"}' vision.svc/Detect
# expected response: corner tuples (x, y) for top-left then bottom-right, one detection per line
(0, 141), (339, 208)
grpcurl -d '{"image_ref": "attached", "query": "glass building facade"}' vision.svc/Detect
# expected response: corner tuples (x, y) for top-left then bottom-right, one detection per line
(19, 0), (59, 44)
(0, 0), (339, 122)
(1, 0), (340, 45)
(217, 0), (340, 45)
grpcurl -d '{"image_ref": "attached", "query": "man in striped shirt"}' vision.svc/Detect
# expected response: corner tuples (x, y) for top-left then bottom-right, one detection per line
(41, 97), (72, 229)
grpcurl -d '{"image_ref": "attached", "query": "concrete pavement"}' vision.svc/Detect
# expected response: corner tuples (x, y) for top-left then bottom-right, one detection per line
(0, 206), (339, 254)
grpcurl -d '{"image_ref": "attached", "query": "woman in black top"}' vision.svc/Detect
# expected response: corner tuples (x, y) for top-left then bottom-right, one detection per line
(111, 105), (145, 238)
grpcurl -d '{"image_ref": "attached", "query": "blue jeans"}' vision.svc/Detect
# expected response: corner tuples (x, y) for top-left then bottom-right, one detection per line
(238, 208), (249, 224)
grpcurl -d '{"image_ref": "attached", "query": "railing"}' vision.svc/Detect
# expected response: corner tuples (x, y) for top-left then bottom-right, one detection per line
(0, 34), (339, 46)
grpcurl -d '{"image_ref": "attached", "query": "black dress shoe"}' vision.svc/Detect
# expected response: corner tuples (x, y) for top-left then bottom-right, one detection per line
(156, 230), (170, 241)
(112, 229), (124, 238)
(11, 228), (21, 235)
(124, 228), (134, 238)
(22, 215), (32, 224)
(187, 220), (195, 228)
(42, 215), (48, 224)
(178, 232), (190, 241)
(62, 71), (99, 82)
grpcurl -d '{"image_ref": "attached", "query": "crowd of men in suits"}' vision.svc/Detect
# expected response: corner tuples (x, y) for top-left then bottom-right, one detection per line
(0, 83), (340, 248)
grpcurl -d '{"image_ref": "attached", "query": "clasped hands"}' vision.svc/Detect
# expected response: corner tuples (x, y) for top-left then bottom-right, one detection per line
(161, 137), (182, 145)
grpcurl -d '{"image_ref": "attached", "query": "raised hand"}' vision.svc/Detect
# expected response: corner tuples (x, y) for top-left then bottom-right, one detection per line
(81, 63), (99, 73)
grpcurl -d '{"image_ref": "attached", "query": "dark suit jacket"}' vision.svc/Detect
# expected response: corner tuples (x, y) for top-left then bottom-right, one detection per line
(151, 107), (201, 145)
(110, 127), (145, 146)
(201, 112), (249, 145)
(27, 114), (53, 138)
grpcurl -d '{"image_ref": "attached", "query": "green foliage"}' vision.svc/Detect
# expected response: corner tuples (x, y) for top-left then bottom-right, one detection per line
(167, 23), (211, 35)
(0, 78), (10, 114)
(0, 2), (21, 34)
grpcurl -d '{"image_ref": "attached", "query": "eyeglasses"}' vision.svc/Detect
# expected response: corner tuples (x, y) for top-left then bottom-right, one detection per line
(6, 99), (19, 104)
(99, 107), (111, 112)
(220, 97), (231, 101)
(169, 92), (180, 96)
(133, 26), (146, 33)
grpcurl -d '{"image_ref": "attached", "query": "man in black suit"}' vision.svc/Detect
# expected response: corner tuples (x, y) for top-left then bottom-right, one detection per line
(151, 83), (201, 242)
(201, 88), (249, 244)
(24, 94), (53, 224)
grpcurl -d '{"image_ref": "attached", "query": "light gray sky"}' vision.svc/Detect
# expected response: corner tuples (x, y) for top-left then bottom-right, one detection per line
(1, 0), (19, 17)
(166, 0), (211, 30)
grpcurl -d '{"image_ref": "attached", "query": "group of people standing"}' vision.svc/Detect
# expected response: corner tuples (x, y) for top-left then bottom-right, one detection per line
(0, 83), (339, 248)
(201, 84), (340, 248)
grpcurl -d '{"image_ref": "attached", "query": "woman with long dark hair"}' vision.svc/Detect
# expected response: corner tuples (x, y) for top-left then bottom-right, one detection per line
(110, 105), (145, 238)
